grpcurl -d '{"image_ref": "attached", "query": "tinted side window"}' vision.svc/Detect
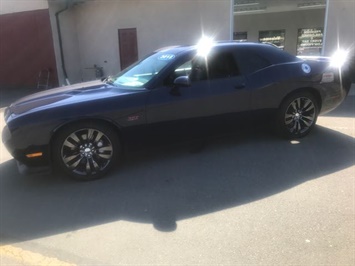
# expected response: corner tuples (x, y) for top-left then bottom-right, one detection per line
(164, 60), (192, 85)
(190, 52), (240, 81)
(175, 60), (192, 77)
(235, 49), (271, 75)
(208, 52), (240, 79)
(165, 51), (241, 84)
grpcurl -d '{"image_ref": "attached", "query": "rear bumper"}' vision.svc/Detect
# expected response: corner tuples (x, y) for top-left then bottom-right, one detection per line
(342, 74), (352, 96)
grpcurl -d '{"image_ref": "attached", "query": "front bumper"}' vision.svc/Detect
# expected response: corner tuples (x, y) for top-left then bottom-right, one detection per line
(16, 161), (52, 175)
(2, 125), (12, 150)
(2, 125), (52, 174)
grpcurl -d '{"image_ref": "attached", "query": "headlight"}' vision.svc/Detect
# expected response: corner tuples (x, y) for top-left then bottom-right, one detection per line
(330, 49), (349, 68)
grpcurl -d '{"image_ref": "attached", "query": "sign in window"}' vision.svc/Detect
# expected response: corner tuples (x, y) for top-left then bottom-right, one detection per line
(259, 30), (285, 50)
(297, 28), (324, 56)
(234, 32), (248, 42)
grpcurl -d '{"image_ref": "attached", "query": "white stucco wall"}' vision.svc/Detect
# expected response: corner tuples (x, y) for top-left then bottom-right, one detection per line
(0, 0), (48, 15)
(51, 0), (231, 83)
(234, 9), (326, 55)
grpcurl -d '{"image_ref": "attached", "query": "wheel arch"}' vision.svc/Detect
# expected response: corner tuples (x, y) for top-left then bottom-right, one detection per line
(279, 87), (322, 112)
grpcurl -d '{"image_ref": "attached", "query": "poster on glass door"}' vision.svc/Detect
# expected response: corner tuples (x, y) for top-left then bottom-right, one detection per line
(297, 28), (323, 56)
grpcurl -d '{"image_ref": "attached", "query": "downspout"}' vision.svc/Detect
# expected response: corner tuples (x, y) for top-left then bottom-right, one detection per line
(230, 0), (234, 40)
(55, 1), (70, 85)
(321, 0), (330, 56)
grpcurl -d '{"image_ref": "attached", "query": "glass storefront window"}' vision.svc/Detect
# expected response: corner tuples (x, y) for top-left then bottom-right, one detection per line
(297, 28), (324, 56)
(234, 31), (248, 42)
(259, 30), (286, 50)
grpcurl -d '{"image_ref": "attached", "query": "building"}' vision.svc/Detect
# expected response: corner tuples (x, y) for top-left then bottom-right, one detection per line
(0, 0), (354, 89)
(0, 0), (58, 89)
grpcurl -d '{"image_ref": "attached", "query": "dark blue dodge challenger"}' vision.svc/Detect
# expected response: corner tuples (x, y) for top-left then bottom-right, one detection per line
(2, 42), (352, 180)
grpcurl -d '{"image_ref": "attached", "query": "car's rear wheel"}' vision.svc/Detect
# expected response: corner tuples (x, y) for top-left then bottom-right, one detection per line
(277, 92), (319, 139)
(52, 122), (120, 180)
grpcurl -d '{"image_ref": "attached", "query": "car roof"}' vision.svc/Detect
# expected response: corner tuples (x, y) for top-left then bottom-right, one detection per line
(156, 41), (277, 52)
(156, 41), (299, 64)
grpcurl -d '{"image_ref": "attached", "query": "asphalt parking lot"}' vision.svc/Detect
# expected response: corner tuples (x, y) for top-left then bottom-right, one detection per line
(0, 91), (354, 265)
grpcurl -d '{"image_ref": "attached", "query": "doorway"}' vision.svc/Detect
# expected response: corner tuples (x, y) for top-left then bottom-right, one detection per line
(118, 28), (138, 70)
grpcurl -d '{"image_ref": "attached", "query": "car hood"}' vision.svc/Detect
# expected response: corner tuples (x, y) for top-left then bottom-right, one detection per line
(7, 80), (143, 115)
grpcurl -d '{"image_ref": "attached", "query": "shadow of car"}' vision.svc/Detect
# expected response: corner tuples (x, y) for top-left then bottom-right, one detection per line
(1, 123), (354, 243)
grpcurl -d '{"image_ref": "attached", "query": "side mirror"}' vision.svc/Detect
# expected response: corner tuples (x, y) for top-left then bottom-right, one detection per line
(173, 76), (190, 87)
(170, 76), (190, 96)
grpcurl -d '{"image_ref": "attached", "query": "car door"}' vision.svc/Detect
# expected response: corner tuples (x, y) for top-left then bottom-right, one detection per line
(234, 46), (278, 111)
(145, 49), (251, 143)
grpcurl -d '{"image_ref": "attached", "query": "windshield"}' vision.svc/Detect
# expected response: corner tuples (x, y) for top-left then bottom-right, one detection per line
(111, 52), (176, 88)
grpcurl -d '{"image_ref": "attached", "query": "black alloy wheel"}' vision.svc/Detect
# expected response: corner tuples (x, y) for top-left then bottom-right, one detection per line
(278, 92), (319, 139)
(53, 122), (120, 180)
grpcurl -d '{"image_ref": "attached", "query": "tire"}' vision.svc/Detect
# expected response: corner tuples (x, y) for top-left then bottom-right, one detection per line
(52, 121), (120, 181)
(277, 92), (319, 139)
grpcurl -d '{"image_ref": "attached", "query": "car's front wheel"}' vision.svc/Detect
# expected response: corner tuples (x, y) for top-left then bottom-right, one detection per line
(277, 92), (319, 139)
(52, 122), (120, 180)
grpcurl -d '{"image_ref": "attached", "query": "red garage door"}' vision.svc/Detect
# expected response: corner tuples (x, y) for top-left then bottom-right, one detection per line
(0, 9), (58, 89)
